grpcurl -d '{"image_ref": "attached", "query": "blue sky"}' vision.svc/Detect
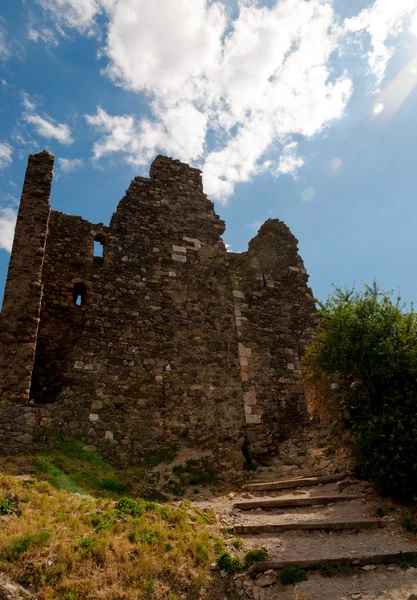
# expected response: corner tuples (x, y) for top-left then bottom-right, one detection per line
(1, 0), (417, 303)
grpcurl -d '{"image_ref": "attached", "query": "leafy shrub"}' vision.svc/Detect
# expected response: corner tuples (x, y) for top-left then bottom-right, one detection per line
(337, 561), (352, 576)
(305, 282), (417, 500)
(375, 507), (388, 518)
(116, 497), (143, 516)
(279, 564), (308, 585)
(216, 551), (242, 574)
(0, 497), (16, 515)
(243, 548), (268, 568)
(163, 479), (184, 497)
(319, 563), (333, 577)
(77, 536), (97, 553)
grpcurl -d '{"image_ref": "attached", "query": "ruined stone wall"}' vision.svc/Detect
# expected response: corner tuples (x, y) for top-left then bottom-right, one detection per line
(0, 152), (53, 452)
(30, 212), (108, 404)
(34, 157), (245, 465)
(229, 220), (315, 456)
(0, 152), (315, 466)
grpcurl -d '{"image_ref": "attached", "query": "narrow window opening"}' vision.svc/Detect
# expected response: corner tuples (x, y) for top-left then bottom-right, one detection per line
(94, 239), (104, 257)
(73, 282), (87, 306)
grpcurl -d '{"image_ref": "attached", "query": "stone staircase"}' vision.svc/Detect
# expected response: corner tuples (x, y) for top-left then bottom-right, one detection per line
(208, 472), (417, 599)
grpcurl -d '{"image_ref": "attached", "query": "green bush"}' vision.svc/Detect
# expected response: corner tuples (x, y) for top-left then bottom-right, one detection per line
(279, 564), (308, 585)
(243, 548), (268, 568)
(115, 497), (143, 516)
(0, 497), (16, 515)
(305, 282), (417, 500)
(216, 551), (242, 574)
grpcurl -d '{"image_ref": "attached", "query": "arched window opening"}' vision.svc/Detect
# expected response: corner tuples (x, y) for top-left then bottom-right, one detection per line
(94, 239), (104, 257)
(73, 282), (87, 306)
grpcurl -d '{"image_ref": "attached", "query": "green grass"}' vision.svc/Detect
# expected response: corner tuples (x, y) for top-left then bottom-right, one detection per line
(34, 434), (131, 497)
(0, 470), (223, 599)
(2, 530), (52, 561)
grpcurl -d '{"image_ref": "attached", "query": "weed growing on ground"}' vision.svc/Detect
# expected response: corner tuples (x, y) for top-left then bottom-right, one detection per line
(0, 496), (16, 515)
(243, 548), (268, 568)
(279, 564), (308, 585)
(400, 553), (417, 569)
(401, 512), (417, 533)
(216, 551), (242, 574)
(231, 537), (244, 549)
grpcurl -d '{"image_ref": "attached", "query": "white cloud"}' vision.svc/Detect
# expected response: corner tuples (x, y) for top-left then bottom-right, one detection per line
(0, 207), (17, 253)
(345, 0), (417, 83)
(58, 157), (83, 172)
(40, 0), (417, 200)
(81, 0), (353, 200)
(24, 114), (73, 145)
(28, 24), (59, 46)
(37, 0), (103, 36)
(274, 142), (304, 177)
(0, 143), (13, 170)
(21, 94), (74, 147)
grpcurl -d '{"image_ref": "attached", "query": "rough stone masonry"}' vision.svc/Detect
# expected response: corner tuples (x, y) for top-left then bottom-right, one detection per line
(0, 151), (314, 468)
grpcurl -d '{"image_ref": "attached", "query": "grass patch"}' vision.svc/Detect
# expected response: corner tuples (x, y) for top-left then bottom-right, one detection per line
(0, 470), (222, 599)
(279, 564), (308, 585)
(35, 434), (130, 498)
(2, 530), (51, 561)
(375, 506), (388, 518)
(231, 537), (244, 549)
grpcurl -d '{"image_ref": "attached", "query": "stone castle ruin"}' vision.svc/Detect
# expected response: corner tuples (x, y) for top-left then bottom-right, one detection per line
(0, 151), (314, 468)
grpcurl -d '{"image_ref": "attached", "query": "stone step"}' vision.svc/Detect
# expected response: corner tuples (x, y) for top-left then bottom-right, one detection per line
(230, 519), (383, 534)
(234, 494), (364, 510)
(245, 473), (349, 492)
(250, 551), (417, 573)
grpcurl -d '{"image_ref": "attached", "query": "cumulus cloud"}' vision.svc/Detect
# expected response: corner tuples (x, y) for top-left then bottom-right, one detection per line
(0, 207), (17, 253)
(39, 0), (417, 200)
(345, 0), (417, 83)
(81, 0), (354, 200)
(0, 143), (13, 170)
(274, 143), (305, 178)
(58, 157), (83, 172)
